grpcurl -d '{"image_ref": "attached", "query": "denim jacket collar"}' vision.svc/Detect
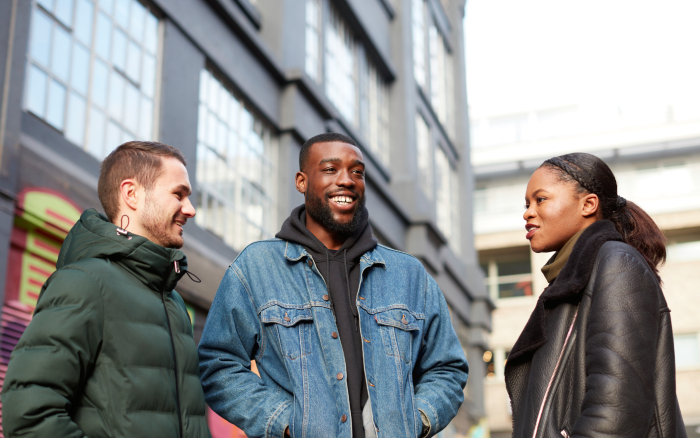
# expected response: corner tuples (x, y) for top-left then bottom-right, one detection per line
(283, 241), (386, 268)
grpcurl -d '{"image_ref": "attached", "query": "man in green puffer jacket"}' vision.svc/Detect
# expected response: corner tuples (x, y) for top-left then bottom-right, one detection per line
(1, 141), (211, 438)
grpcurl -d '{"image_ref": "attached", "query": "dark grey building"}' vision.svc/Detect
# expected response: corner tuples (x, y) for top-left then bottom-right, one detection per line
(0, 0), (491, 435)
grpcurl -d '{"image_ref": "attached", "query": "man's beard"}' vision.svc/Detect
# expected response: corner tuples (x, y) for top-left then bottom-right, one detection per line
(141, 191), (185, 249)
(305, 190), (366, 236)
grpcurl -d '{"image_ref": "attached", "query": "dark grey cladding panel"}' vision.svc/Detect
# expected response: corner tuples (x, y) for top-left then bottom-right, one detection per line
(159, 20), (205, 164)
(280, 83), (328, 143)
(434, 268), (471, 325)
(153, 0), (282, 126)
(342, 0), (393, 70)
(365, 179), (408, 251)
(469, 300), (492, 332)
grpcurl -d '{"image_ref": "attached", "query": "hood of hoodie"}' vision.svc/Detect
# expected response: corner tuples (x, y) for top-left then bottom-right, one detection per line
(58, 209), (188, 292)
(275, 204), (377, 261)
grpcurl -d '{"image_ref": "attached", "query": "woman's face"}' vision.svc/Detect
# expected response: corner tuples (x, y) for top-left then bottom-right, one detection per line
(523, 167), (598, 253)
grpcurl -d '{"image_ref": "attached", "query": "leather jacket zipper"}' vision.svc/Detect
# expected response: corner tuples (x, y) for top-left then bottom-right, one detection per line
(161, 261), (184, 438)
(532, 308), (579, 438)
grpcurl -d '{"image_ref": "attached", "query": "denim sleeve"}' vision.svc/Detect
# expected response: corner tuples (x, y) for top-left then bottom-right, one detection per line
(412, 275), (469, 436)
(199, 266), (292, 438)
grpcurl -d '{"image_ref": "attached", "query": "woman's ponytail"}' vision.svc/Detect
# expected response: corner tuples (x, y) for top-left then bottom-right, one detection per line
(609, 200), (666, 282)
(543, 153), (666, 282)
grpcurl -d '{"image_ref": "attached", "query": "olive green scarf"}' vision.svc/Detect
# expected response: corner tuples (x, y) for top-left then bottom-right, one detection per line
(541, 228), (587, 284)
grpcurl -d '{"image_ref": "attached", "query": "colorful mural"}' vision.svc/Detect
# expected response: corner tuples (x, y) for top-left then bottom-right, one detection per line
(0, 188), (81, 438)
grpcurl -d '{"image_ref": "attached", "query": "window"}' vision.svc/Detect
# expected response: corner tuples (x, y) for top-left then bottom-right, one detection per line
(482, 255), (533, 300)
(325, 8), (357, 126)
(308, 1), (389, 164)
(482, 348), (510, 380)
(411, 0), (426, 88)
(416, 113), (432, 199)
(413, 0), (455, 138)
(360, 54), (390, 164)
(674, 333), (700, 368)
(304, 0), (321, 81)
(435, 146), (460, 252)
(25, 0), (160, 159)
(196, 69), (278, 250)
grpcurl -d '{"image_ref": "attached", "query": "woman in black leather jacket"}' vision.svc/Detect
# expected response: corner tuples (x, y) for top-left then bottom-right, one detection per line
(506, 152), (686, 438)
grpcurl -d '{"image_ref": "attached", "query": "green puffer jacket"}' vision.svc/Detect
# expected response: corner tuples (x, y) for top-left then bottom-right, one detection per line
(2, 209), (211, 438)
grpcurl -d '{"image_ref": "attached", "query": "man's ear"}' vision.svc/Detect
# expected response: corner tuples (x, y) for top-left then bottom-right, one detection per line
(295, 171), (307, 194)
(581, 193), (600, 218)
(119, 179), (140, 212)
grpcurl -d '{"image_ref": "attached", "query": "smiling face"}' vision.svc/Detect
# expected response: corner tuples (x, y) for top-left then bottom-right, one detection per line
(136, 157), (196, 248)
(296, 141), (366, 248)
(523, 166), (600, 253)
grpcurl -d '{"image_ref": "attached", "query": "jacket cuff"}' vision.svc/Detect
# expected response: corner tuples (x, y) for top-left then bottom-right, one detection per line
(416, 399), (438, 437)
(266, 400), (292, 438)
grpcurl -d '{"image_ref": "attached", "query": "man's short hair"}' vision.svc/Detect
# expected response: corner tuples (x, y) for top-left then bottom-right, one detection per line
(299, 133), (358, 172)
(98, 141), (186, 221)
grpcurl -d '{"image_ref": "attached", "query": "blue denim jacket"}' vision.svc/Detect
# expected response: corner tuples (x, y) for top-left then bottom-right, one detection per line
(199, 240), (468, 438)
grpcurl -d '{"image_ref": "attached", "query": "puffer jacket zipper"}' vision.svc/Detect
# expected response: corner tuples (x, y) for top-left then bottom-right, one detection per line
(161, 260), (184, 438)
(532, 308), (579, 438)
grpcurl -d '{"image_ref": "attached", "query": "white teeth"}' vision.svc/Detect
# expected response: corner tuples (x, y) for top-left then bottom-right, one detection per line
(332, 196), (353, 205)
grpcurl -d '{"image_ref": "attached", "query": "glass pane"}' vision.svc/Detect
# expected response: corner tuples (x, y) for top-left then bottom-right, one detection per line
(46, 79), (67, 129)
(143, 12), (158, 55)
(74, 0), (94, 45)
(199, 70), (208, 103)
(91, 58), (109, 108)
(208, 75), (220, 114)
(114, 0), (129, 29)
(25, 65), (48, 117)
(125, 40), (141, 83)
(197, 103), (207, 143)
(129, 0), (146, 42)
(498, 279), (533, 298)
(123, 82), (139, 134)
(99, 0), (114, 14)
(50, 25), (71, 82)
(87, 107), (106, 158)
(30, 9), (52, 68)
(70, 42), (90, 95)
(107, 70), (125, 120)
(112, 29), (127, 71)
(54, 0), (74, 28)
(94, 12), (112, 60)
(139, 96), (153, 139)
(498, 260), (531, 277)
(65, 92), (86, 146)
(141, 53), (156, 97)
(206, 110), (217, 149)
(105, 120), (122, 154)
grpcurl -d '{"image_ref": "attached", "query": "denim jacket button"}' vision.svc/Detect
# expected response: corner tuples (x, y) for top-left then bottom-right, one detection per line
(331, 332), (338, 339)
(307, 259), (313, 267)
(322, 294), (330, 301)
(336, 373), (344, 380)
(341, 415), (347, 422)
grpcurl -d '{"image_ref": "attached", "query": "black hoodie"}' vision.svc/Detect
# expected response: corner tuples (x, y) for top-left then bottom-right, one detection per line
(276, 205), (378, 438)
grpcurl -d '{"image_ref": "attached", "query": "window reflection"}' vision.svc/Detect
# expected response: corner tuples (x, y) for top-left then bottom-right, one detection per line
(24, 0), (160, 158)
(196, 69), (278, 251)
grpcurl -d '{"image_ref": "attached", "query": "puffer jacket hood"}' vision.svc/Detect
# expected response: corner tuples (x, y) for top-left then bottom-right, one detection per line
(1, 208), (211, 438)
(59, 208), (188, 292)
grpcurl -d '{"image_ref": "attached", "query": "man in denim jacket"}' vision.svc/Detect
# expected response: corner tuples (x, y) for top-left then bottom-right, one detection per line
(199, 133), (468, 438)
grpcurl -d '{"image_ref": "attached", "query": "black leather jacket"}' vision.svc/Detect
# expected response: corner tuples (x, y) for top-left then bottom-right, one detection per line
(505, 221), (686, 438)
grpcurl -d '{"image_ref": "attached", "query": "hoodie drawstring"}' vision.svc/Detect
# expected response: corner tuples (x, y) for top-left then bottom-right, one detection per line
(343, 249), (359, 332)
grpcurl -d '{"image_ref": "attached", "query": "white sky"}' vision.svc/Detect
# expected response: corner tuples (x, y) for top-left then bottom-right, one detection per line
(464, 0), (700, 116)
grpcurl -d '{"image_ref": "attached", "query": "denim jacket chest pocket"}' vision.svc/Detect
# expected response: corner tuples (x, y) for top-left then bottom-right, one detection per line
(375, 309), (420, 364)
(260, 304), (313, 360)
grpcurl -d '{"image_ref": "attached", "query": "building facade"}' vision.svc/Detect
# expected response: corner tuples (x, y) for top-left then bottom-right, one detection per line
(0, 0), (491, 436)
(471, 101), (700, 438)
